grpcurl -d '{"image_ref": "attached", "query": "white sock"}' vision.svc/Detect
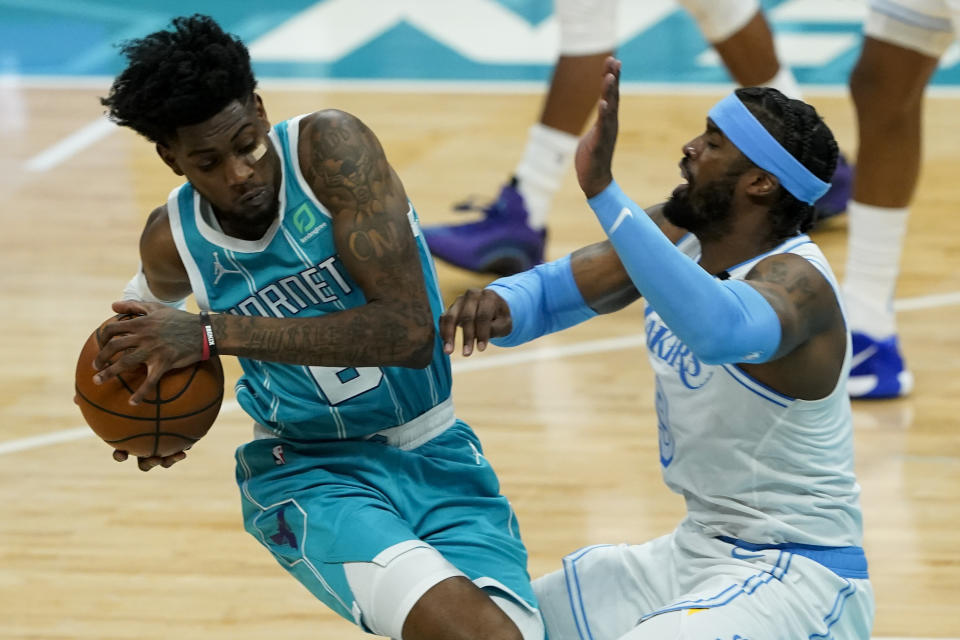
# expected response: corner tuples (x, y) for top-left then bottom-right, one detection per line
(842, 201), (910, 339)
(764, 66), (803, 101)
(514, 123), (579, 229)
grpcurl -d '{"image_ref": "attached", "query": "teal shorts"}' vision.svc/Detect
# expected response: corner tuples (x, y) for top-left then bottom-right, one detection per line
(235, 420), (535, 624)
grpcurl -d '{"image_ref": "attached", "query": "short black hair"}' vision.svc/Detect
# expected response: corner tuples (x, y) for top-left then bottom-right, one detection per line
(101, 14), (257, 144)
(734, 87), (839, 239)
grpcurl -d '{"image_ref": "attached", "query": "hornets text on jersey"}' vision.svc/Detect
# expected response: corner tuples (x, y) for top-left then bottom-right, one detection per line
(166, 115), (451, 441)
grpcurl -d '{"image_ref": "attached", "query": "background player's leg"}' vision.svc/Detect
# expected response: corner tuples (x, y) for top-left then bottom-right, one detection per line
(710, 8), (781, 90)
(850, 37), (937, 218)
(516, 51), (611, 232)
(681, 0), (851, 219)
(679, 0), (794, 94)
(844, 36), (939, 398)
(422, 0), (616, 276)
(420, 50), (609, 277)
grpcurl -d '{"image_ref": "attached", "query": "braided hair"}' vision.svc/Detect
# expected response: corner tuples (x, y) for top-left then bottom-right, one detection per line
(734, 87), (838, 239)
(101, 15), (257, 145)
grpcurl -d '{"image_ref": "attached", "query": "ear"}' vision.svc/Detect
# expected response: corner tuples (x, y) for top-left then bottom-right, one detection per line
(743, 168), (779, 198)
(156, 143), (184, 176)
(253, 93), (270, 127)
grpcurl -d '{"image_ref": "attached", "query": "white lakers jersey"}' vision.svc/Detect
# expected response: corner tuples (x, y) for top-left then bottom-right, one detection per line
(646, 234), (863, 547)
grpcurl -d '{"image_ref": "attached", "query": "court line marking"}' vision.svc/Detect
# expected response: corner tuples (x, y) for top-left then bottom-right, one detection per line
(15, 77), (960, 178)
(3, 289), (958, 457)
(0, 335), (645, 456)
(0, 426), (93, 455)
(24, 116), (116, 172)
(894, 290), (960, 312)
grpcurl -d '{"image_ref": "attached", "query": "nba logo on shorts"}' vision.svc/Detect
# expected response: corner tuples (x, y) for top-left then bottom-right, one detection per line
(272, 445), (286, 465)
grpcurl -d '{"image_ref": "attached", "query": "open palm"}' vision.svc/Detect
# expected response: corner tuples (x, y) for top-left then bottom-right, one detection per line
(575, 57), (623, 198)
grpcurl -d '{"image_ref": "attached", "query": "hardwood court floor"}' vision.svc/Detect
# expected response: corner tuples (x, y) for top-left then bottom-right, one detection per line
(0, 86), (957, 639)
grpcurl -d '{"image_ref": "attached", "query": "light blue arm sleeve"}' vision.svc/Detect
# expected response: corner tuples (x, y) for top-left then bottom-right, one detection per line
(588, 181), (781, 364)
(487, 254), (597, 348)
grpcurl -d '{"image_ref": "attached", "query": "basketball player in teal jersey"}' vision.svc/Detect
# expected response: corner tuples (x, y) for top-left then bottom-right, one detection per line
(90, 15), (542, 640)
(442, 58), (874, 638)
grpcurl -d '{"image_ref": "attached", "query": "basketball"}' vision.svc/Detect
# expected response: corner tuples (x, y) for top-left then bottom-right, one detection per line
(74, 314), (224, 458)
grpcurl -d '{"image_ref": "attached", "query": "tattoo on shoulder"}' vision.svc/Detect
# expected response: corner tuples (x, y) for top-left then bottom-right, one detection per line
(304, 111), (408, 263)
(753, 257), (819, 310)
(758, 260), (789, 285)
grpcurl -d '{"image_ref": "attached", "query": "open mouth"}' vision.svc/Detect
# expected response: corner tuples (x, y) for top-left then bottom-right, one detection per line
(674, 161), (692, 196)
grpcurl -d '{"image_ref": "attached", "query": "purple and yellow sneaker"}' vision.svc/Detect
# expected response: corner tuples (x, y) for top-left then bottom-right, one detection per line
(848, 331), (914, 399)
(814, 153), (854, 223)
(422, 178), (546, 276)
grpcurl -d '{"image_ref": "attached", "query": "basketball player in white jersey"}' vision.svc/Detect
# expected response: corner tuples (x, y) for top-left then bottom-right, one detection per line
(441, 57), (874, 638)
(89, 15), (543, 640)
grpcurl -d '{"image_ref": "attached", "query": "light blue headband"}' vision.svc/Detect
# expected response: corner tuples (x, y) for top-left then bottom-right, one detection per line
(708, 93), (830, 205)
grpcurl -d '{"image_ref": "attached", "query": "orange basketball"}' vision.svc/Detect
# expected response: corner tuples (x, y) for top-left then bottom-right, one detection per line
(74, 314), (224, 458)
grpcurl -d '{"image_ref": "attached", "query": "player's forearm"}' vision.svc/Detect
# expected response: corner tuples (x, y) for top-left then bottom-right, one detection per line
(570, 241), (640, 314)
(210, 302), (435, 368)
(589, 181), (781, 364)
(488, 255), (597, 347)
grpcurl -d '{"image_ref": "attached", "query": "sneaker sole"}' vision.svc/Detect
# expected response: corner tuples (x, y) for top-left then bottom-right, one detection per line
(848, 370), (914, 399)
(429, 246), (540, 276)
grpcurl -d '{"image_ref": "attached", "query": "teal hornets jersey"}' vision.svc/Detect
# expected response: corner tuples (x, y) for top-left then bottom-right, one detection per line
(166, 115), (452, 440)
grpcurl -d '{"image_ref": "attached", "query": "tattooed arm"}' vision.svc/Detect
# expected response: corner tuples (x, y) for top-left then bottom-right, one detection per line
(94, 110), (432, 413)
(210, 110), (435, 368)
(739, 252), (847, 399)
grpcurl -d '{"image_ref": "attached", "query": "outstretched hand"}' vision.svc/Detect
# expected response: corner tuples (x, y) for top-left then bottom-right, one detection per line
(575, 57), (623, 199)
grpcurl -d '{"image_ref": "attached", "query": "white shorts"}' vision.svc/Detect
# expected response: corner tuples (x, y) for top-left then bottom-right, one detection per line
(866, 0), (960, 57)
(554, 0), (618, 55)
(676, 0), (761, 43)
(533, 519), (875, 640)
